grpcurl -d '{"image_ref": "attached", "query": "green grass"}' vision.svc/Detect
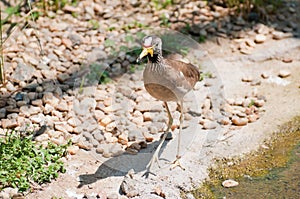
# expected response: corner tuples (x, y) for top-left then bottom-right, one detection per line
(0, 130), (70, 192)
(199, 72), (213, 81)
(151, 0), (174, 10)
(88, 19), (100, 30)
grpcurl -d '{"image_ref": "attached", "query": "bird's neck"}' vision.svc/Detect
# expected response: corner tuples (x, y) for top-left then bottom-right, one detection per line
(148, 52), (163, 64)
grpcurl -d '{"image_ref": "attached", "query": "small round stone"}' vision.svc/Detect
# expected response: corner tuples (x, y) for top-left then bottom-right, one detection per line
(278, 70), (291, 78)
(222, 179), (239, 188)
(255, 34), (266, 43)
(231, 116), (248, 126)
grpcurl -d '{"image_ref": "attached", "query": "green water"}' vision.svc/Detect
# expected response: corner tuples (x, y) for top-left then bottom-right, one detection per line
(187, 117), (300, 199)
(213, 142), (300, 199)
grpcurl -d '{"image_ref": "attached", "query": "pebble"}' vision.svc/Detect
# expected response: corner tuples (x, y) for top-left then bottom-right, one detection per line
(34, 133), (49, 142)
(0, 108), (6, 119)
(128, 129), (144, 141)
(231, 116), (248, 126)
(219, 117), (231, 125)
(47, 130), (62, 138)
(100, 116), (113, 126)
(105, 122), (117, 132)
(222, 179), (239, 188)
(20, 105), (40, 117)
(43, 92), (59, 107)
(234, 98), (244, 106)
(248, 114), (259, 123)
(272, 31), (292, 40)
(261, 72), (270, 79)
(67, 117), (81, 127)
(254, 34), (266, 43)
(1, 118), (18, 129)
(278, 70), (291, 78)
(282, 57), (293, 63)
(6, 82), (17, 92)
(55, 123), (73, 134)
(67, 145), (79, 155)
(245, 39), (256, 47)
(241, 75), (253, 82)
(202, 119), (217, 129)
(30, 113), (45, 123)
(56, 100), (69, 112)
(254, 99), (265, 107)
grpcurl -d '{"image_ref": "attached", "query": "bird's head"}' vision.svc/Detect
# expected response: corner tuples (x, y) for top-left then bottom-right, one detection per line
(136, 35), (162, 63)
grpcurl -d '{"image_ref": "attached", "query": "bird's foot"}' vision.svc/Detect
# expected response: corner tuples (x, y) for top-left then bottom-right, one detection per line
(142, 148), (161, 178)
(170, 156), (185, 170)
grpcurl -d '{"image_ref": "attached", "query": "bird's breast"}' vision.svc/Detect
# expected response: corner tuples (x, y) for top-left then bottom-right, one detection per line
(143, 63), (189, 101)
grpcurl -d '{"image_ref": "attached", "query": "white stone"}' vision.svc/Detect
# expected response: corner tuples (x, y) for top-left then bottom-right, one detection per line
(255, 34), (266, 43)
(222, 179), (239, 188)
(278, 70), (291, 78)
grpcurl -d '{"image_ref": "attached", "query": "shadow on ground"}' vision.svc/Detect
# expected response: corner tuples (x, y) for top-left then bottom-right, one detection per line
(77, 139), (170, 188)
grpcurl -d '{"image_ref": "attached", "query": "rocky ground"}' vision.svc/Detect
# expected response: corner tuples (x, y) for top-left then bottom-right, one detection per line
(0, 0), (300, 198)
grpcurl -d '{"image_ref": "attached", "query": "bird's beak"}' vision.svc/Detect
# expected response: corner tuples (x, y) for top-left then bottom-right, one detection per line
(136, 47), (153, 63)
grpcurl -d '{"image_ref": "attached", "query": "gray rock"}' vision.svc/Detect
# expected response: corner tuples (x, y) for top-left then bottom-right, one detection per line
(74, 98), (96, 116)
(11, 62), (35, 83)
(0, 108), (6, 119)
(92, 130), (104, 142)
(128, 128), (144, 141)
(201, 119), (217, 129)
(110, 143), (124, 157)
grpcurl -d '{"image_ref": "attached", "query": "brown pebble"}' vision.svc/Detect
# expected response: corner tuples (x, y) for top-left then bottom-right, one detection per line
(248, 114), (259, 123)
(278, 70), (291, 78)
(282, 58), (293, 63)
(261, 72), (270, 79)
(145, 137), (154, 142)
(67, 145), (79, 155)
(232, 116), (248, 126)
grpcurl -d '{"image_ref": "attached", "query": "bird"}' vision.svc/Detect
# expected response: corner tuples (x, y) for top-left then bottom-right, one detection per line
(136, 35), (200, 176)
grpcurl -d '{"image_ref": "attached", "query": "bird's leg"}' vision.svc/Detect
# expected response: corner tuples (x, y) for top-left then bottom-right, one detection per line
(171, 100), (185, 170)
(143, 102), (173, 177)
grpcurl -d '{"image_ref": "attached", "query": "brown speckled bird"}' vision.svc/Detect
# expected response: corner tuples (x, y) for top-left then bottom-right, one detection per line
(137, 35), (200, 176)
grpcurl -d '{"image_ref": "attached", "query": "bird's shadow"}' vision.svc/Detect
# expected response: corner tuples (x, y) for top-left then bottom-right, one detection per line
(77, 138), (170, 188)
